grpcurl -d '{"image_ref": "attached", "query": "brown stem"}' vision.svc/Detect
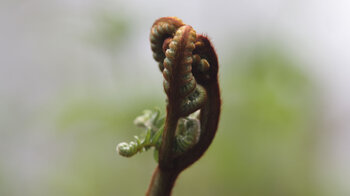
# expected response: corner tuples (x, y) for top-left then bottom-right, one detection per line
(158, 110), (179, 168)
(146, 166), (180, 196)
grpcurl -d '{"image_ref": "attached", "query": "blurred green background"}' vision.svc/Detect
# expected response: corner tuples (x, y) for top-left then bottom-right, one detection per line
(1, 0), (350, 195)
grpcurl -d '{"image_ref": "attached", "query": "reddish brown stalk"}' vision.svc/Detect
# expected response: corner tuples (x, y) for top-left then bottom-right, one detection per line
(174, 35), (221, 171)
(146, 166), (180, 196)
(158, 26), (194, 169)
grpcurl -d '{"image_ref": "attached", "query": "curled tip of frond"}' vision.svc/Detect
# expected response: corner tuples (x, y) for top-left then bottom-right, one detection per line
(116, 142), (137, 157)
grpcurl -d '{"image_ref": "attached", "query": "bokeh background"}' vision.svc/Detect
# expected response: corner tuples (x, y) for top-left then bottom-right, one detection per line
(1, 0), (350, 195)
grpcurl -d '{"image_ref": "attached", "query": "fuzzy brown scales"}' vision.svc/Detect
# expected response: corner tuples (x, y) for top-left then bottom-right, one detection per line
(147, 17), (221, 196)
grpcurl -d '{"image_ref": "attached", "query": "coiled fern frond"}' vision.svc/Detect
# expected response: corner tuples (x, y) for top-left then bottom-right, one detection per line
(116, 17), (221, 196)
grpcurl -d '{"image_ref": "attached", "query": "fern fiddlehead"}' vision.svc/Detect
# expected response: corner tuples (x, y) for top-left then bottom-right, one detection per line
(116, 17), (221, 196)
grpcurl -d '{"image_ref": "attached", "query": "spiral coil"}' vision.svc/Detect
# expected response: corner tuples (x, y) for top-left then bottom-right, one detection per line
(150, 17), (184, 71)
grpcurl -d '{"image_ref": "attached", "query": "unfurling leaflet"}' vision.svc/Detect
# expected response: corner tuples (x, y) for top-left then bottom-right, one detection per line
(116, 109), (200, 159)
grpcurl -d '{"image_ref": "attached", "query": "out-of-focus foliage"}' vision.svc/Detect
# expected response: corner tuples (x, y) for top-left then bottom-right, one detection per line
(214, 46), (317, 196)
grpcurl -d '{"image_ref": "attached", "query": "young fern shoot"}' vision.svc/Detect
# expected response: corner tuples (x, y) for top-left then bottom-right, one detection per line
(116, 17), (221, 196)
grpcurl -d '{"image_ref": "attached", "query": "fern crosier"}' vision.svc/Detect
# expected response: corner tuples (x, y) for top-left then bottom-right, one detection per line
(116, 16), (221, 196)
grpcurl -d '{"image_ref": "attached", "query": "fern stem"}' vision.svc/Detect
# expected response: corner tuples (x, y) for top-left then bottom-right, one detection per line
(146, 166), (180, 196)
